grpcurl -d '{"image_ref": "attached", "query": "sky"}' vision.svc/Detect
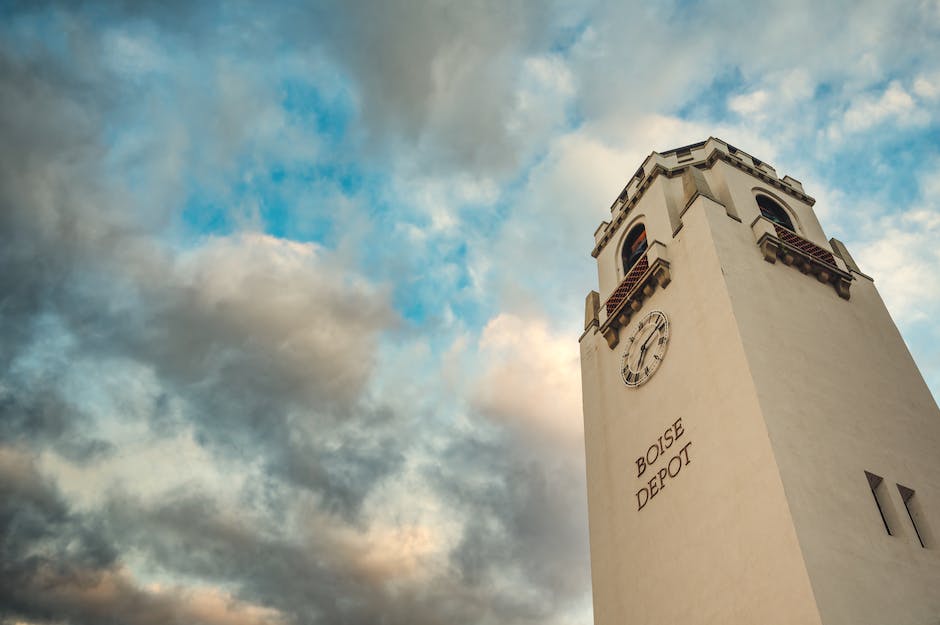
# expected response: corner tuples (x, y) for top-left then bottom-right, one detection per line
(1, 1), (940, 624)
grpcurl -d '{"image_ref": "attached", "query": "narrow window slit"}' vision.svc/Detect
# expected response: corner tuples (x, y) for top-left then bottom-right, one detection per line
(865, 471), (892, 535)
(898, 484), (929, 548)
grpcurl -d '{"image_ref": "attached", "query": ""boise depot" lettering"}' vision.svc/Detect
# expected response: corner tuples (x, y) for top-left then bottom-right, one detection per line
(635, 417), (693, 511)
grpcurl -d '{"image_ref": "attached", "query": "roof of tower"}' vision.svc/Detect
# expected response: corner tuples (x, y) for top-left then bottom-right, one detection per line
(591, 137), (813, 258)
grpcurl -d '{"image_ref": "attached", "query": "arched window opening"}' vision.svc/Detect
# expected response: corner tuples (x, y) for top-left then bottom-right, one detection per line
(756, 195), (795, 231)
(622, 224), (648, 273)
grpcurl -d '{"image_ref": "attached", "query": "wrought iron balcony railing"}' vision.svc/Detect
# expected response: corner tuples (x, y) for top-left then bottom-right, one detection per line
(598, 241), (672, 348)
(772, 223), (837, 267)
(605, 255), (649, 317)
(751, 216), (852, 299)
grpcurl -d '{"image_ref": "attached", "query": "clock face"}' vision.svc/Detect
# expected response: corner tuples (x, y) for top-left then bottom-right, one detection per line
(621, 310), (670, 387)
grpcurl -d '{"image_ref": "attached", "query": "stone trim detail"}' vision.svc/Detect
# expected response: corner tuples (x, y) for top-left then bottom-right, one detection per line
(599, 241), (672, 349)
(682, 165), (721, 209)
(592, 137), (813, 258)
(751, 216), (852, 299)
(829, 237), (873, 281)
(606, 255), (649, 317)
(774, 224), (836, 266)
(584, 290), (600, 331)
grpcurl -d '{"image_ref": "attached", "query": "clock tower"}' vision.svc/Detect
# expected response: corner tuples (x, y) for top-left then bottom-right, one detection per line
(579, 138), (940, 625)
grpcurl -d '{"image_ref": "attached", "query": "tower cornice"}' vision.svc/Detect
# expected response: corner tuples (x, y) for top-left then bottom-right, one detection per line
(591, 137), (813, 258)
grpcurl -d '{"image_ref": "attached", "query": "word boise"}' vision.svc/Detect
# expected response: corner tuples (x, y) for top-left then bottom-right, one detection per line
(635, 418), (692, 511)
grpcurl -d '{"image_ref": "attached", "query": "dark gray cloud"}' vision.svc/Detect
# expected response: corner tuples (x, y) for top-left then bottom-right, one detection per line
(0, 11), (397, 489)
(430, 432), (590, 610)
(0, 448), (290, 625)
(293, 0), (566, 173)
(7, 0), (575, 178)
(96, 442), (588, 625)
(0, 5), (592, 625)
(0, 383), (115, 463)
(0, 443), (583, 625)
(0, 39), (126, 459)
(0, 11), (402, 622)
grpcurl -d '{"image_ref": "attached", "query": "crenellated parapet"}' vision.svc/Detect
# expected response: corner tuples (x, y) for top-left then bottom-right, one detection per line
(592, 137), (813, 259)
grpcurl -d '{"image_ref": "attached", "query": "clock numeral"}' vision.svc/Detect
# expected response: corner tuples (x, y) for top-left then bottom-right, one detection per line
(644, 366), (650, 375)
(658, 337), (666, 345)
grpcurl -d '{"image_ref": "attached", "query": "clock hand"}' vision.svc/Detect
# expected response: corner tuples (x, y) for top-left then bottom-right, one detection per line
(636, 322), (665, 370)
(640, 324), (661, 351)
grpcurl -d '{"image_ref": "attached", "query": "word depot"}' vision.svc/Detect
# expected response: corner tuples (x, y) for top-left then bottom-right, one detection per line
(635, 418), (693, 511)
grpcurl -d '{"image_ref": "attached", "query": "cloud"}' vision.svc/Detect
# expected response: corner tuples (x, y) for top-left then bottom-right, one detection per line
(0, 11), (594, 625)
(839, 81), (924, 134)
(3, 1), (940, 625)
(168, 233), (392, 410)
(729, 90), (770, 116)
(104, 29), (171, 77)
(285, 0), (573, 175)
(913, 73), (940, 100)
(12, 568), (287, 625)
(0, 24), (400, 507)
(427, 431), (591, 621)
(852, 207), (940, 324)
(471, 313), (583, 455)
(0, 446), (285, 625)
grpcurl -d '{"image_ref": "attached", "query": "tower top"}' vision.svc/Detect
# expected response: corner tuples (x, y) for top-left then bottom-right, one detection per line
(592, 137), (812, 258)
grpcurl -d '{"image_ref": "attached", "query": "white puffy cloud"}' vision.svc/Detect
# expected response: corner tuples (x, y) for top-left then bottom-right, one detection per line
(853, 208), (940, 323)
(170, 232), (392, 405)
(841, 82), (923, 132)
(729, 90), (770, 117)
(727, 70), (815, 125)
(471, 313), (583, 455)
(913, 73), (940, 100)
(855, 223), (940, 322)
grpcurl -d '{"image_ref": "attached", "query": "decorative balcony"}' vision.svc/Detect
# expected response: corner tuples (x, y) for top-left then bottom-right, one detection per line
(606, 255), (649, 317)
(751, 216), (852, 299)
(599, 240), (672, 348)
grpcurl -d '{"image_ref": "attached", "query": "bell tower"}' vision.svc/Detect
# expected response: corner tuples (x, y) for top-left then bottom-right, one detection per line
(579, 138), (940, 625)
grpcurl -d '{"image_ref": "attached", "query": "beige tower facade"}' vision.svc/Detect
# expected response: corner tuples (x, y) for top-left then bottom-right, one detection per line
(579, 138), (940, 625)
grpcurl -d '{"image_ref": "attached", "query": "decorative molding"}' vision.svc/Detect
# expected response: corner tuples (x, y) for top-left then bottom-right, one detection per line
(592, 137), (812, 258)
(751, 216), (852, 299)
(681, 165), (720, 210)
(584, 290), (600, 331)
(599, 242), (672, 349)
(829, 237), (874, 281)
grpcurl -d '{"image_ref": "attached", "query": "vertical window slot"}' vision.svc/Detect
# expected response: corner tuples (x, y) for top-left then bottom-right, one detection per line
(865, 471), (893, 535)
(897, 484), (931, 549)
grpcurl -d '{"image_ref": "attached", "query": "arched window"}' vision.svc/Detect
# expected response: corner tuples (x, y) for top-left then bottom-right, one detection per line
(621, 224), (648, 273)
(756, 195), (795, 231)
